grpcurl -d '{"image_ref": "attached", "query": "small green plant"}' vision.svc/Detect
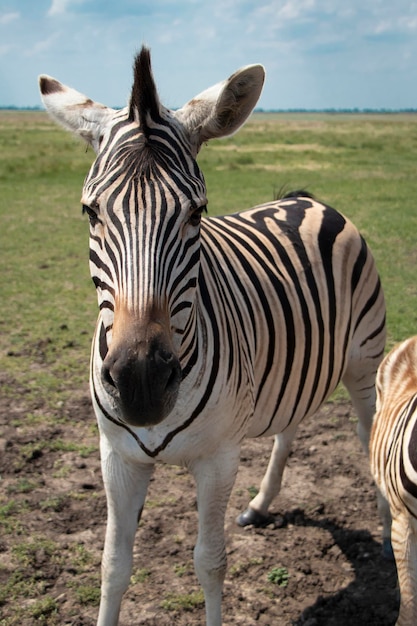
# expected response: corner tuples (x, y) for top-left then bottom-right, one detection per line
(247, 485), (258, 499)
(7, 479), (38, 494)
(130, 568), (151, 584)
(0, 539), (60, 609)
(161, 590), (205, 611)
(49, 439), (97, 457)
(0, 500), (20, 519)
(40, 496), (66, 512)
(145, 495), (177, 509)
(70, 544), (94, 570)
(0, 569), (35, 604)
(30, 595), (58, 619)
(173, 563), (190, 577)
(68, 577), (101, 606)
(12, 538), (59, 568)
(52, 462), (71, 478)
(267, 566), (289, 587)
(75, 585), (101, 606)
(230, 556), (264, 578)
(229, 562), (246, 578)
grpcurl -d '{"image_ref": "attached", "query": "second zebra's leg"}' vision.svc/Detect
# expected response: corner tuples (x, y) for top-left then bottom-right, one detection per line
(391, 514), (417, 626)
(343, 367), (392, 559)
(189, 444), (241, 626)
(236, 421), (299, 527)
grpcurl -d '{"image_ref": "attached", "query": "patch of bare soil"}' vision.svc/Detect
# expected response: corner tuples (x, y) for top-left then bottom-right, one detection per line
(0, 384), (398, 625)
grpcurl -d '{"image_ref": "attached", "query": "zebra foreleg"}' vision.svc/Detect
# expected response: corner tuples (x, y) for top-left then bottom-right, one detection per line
(97, 445), (154, 626)
(189, 445), (241, 626)
(237, 423), (299, 527)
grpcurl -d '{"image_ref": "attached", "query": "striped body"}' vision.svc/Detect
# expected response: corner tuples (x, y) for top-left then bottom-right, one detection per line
(40, 47), (387, 626)
(371, 337), (417, 625)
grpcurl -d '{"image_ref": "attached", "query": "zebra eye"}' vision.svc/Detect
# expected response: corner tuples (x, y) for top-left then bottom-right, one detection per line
(82, 204), (102, 227)
(189, 205), (207, 227)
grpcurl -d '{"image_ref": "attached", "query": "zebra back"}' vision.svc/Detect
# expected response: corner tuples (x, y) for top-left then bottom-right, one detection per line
(196, 196), (385, 439)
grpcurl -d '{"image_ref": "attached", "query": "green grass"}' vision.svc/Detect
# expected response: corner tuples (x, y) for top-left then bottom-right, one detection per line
(0, 525), (100, 621)
(0, 111), (94, 412)
(201, 113), (417, 350)
(1, 107), (417, 625)
(1, 110), (417, 406)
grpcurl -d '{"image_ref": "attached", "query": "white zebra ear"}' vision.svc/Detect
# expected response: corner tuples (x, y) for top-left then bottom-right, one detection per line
(175, 64), (265, 152)
(38, 75), (114, 152)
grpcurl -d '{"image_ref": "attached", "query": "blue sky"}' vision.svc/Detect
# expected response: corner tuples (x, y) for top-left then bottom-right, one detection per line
(2, 0), (417, 110)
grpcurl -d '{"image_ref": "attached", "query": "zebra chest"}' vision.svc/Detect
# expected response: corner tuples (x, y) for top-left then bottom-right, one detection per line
(96, 366), (254, 464)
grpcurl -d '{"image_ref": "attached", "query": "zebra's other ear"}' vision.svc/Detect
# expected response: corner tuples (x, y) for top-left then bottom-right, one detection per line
(38, 75), (114, 152)
(175, 64), (265, 152)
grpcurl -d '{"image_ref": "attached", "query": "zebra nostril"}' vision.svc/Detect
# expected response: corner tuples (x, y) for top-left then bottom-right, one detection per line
(166, 362), (181, 390)
(102, 364), (116, 389)
(156, 348), (174, 364)
(154, 348), (181, 391)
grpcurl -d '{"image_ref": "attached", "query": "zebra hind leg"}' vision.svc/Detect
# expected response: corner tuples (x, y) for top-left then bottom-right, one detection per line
(236, 422), (299, 527)
(342, 367), (393, 560)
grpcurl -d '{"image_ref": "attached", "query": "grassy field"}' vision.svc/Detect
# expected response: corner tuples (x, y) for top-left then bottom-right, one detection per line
(1, 110), (417, 407)
(1, 110), (417, 623)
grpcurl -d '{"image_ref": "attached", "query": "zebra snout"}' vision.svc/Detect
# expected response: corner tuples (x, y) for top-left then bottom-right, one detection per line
(101, 343), (181, 427)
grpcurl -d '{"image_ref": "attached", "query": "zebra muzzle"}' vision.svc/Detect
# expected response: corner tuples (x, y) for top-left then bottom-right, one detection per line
(101, 341), (182, 427)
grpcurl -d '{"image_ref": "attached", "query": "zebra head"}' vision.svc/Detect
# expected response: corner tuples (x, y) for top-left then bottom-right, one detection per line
(39, 47), (265, 427)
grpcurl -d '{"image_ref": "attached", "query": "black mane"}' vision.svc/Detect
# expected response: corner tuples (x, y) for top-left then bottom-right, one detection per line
(129, 46), (162, 138)
(277, 188), (316, 201)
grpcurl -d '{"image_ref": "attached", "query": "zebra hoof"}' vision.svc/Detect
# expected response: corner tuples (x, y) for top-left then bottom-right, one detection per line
(382, 538), (395, 561)
(236, 507), (272, 527)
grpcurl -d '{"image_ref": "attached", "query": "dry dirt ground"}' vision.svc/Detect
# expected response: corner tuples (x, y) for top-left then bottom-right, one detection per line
(0, 382), (399, 626)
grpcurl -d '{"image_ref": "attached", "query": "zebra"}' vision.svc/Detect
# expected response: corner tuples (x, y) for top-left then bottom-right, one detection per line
(371, 336), (417, 626)
(39, 46), (388, 626)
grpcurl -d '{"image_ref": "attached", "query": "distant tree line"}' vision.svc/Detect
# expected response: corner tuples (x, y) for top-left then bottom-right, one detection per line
(2, 105), (417, 113)
(253, 107), (417, 114)
(0, 105), (43, 110)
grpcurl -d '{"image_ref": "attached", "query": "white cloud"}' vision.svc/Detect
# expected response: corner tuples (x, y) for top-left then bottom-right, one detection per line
(0, 44), (12, 56)
(0, 12), (19, 25)
(2, 0), (417, 109)
(278, 0), (316, 21)
(48, 0), (70, 16)
(47, 0), (88, 17)
(25, 33), (60, 57)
